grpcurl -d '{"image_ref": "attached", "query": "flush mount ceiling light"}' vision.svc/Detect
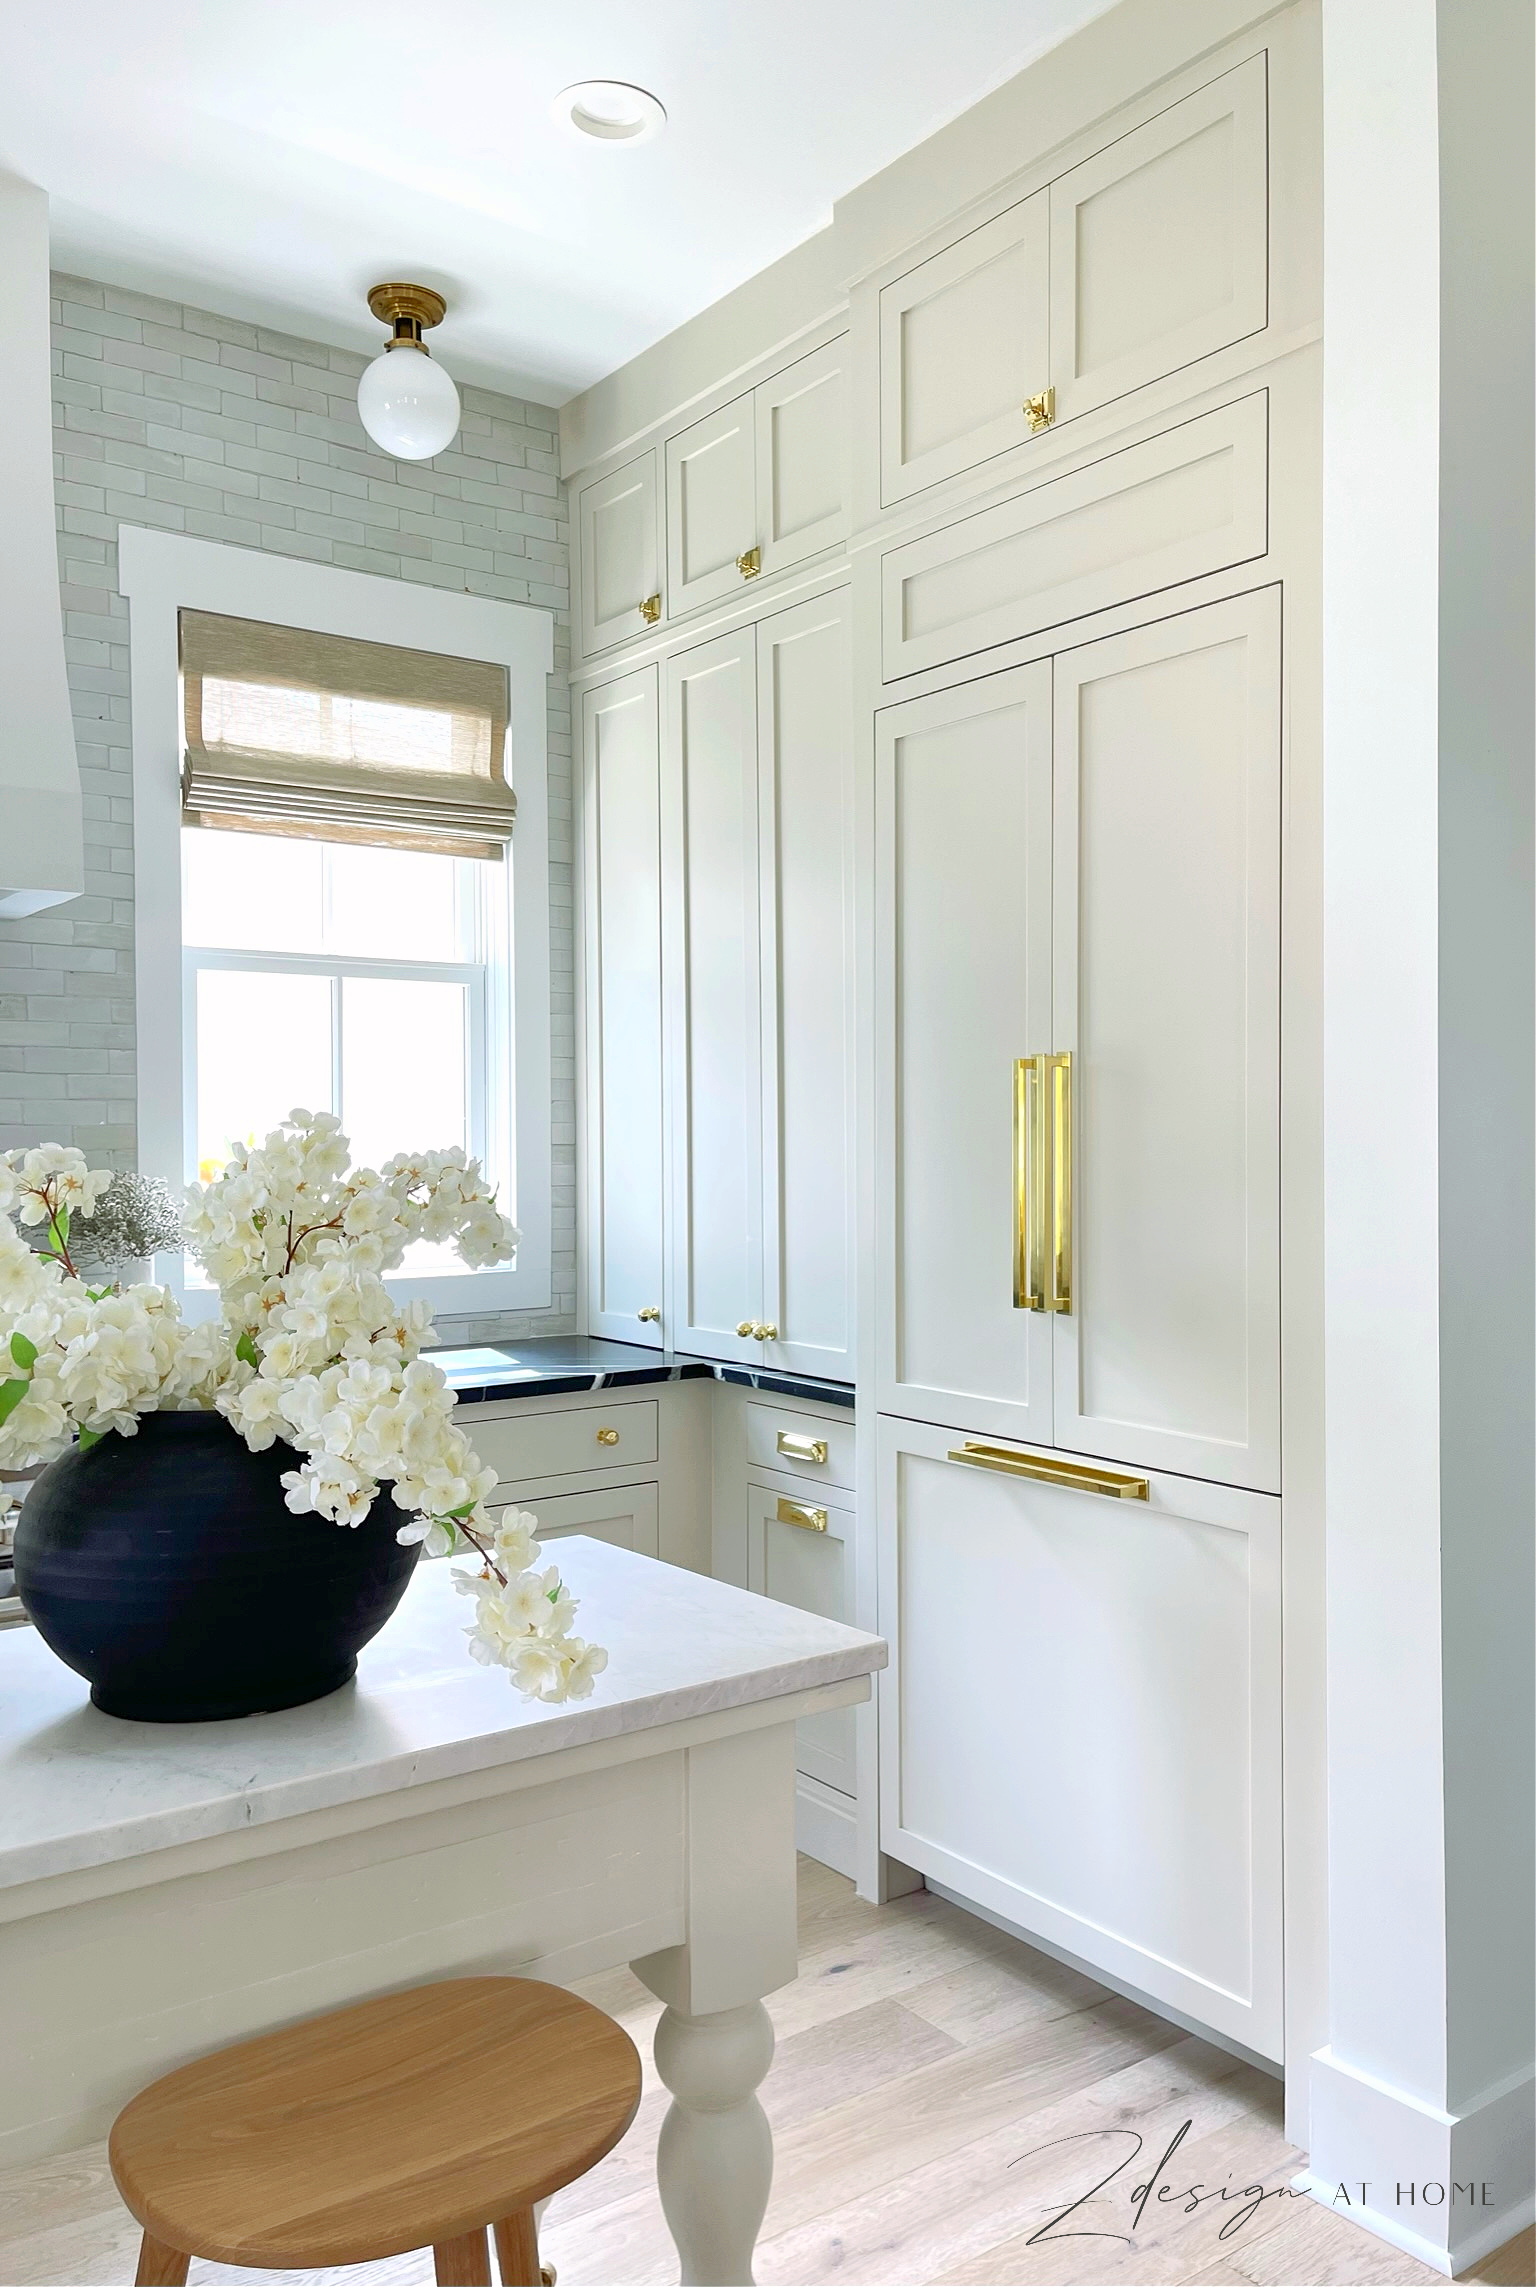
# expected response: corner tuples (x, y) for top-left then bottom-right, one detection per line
(553, 80), (667, 144)
(356, 283), (461, 462)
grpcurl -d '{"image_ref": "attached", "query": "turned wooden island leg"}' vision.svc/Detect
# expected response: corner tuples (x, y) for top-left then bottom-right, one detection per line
(632, 1722), (801, 2286)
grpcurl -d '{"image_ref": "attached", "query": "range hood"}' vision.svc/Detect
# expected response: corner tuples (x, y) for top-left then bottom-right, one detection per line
(0, 173), (82, 918)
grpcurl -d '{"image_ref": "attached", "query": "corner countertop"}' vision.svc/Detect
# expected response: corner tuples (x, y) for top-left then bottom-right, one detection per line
(0, 1538), (886, 1894)
(430, 1336), (855, 1411)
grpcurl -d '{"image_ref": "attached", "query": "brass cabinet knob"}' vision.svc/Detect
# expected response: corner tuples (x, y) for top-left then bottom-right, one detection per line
(639, 591), (662, 624)
(637, 1305), (660, 1323)
(736, 546), (761, 580)
(736, 1320), (756, 1338)
(596, 1427), (620, 1445)
(1022, 387), (1056, 434)
(752, 1322), (778, 1342)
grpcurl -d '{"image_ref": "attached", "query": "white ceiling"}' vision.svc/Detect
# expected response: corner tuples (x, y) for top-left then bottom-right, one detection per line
(0, 0), (1114, 406)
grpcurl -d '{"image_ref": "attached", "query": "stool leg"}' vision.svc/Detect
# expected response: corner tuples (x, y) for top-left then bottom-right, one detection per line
(492, 2208), (541, 2286)
(134, 2232), (190, 2286)
(433, 2227), (492, 2285)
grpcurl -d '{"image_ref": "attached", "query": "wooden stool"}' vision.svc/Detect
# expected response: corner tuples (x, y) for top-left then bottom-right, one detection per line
(108, 1976), (642, 2286)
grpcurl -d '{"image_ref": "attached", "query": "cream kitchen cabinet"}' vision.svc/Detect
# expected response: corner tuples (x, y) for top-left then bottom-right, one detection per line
(525, 1480), (660, 1558)
(875, 586), (1280, 1493)
(665, 339), (848, 620)
(576, 449), (663, 658)
(581, 667), (666, 1345)
(747, 1476), (857, 1802)
(665, 587), (853, 1378)
(876, 1412), (1283, 2060)
(877, 55), (1269, 506)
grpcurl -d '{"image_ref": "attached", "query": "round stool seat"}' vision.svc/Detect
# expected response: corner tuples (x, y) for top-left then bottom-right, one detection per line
(109, 1976), (642, 2272)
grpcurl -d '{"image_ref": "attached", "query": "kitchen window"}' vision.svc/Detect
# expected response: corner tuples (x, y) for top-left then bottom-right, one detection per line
(121, 531), (554, 1316)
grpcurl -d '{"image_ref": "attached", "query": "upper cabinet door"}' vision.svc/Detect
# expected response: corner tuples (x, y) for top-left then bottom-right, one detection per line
(664, 629), (764, 1363)
(874, 660), (1055, 1445)
(756, 590), (854, 1382)
(1049, 57), (1269, 426)
(577, 451), (662, 659)
(581, 668), (665, 1348)
(755, 338), (848, 579)
(665, 392), (758, 618)
(1050, 588), (1280, 1491)
(879, 191), (1049, 508)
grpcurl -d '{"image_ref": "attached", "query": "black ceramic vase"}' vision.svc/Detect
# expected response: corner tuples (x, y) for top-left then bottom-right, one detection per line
(13, 1410), (420, 1722)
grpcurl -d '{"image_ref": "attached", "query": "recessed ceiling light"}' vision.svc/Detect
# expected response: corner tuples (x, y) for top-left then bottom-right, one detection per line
(553, 80), (667, 145)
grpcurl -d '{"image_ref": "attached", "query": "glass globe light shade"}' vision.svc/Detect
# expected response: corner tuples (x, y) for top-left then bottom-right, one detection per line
(356, 341), (461, 461)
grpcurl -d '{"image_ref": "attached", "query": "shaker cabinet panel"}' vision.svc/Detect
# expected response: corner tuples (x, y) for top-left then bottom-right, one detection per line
(874, 662), (1055, 1445)
(879, 192), (1050, 506)
(526, 1481), (661, 1560)
(1050, 590), (1280, 1491)
(664, 630), (764, 1363)
(876, 1414), (1283, 2060)
(665, 391), (758, 618)
(880, 391), (1269, 682)
(1049, 56), (1269, 424)
(581, 669), (665, 1346)
(748, 1478), (857, 1798)
(756, 338), (848, 577)
(577, 451), (661, 658)
(757, 591), (854, 1381)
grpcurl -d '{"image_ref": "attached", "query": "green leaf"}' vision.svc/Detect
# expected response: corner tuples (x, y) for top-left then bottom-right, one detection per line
(444, 1499), (476, 1519)
(76, 1426), (101, 1450)
(235, 1330), (260, 1368)
(547, 1581), (563, 1604)
(50, 1204), (70, 1249)
(9, 1332), (37, 1371)
(0, 1379), (30, 1427)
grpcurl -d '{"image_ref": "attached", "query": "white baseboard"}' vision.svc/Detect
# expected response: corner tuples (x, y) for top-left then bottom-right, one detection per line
(1305, 2046), (1535, 2276)
(795, 1774), (857, 1879)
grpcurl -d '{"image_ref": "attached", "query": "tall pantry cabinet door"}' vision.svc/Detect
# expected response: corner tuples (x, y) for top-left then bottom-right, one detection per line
(664, 629), (764, 1363)
(581, 669), (665, 1346)
(665, 391), (758, 618)
(874, 661), (1055, 1444)
(577, 452), (662, 658)
(878, 191), (1050, 506)
(756, 591), (854, 1380)
(755, 338), (848, 578)
(1048, 56), (1269, 426)
(1051, 589), (1281, 1491)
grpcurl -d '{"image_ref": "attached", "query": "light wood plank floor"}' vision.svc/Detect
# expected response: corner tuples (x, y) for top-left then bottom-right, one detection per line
(0, 1860), (1529, 2287)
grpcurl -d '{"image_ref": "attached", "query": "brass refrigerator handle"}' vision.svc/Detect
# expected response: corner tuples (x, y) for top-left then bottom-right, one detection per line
(1013, 1056), (1048, 1311)
(1049, 1050), (1073, 1315)
(947, 1441), (1148, 1501)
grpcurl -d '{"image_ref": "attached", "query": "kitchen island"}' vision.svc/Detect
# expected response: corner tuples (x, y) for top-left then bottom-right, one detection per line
(0, 1538), (885, 2284)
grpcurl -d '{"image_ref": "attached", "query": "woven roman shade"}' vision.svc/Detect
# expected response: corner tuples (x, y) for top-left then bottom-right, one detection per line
(180, 611), (515, 860)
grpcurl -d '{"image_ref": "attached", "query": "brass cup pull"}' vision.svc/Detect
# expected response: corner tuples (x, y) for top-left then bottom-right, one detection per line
(637, 1305), (660, 1323)
(736, 546), (762, 580)
(776, 1495), (828, 1533)
(776, 1431), (828, 1465)
(596, 1427), (620, 1446)
(1023, 387), (1056, 433)
(639, 592), (662, 624)
(736, 1320), (756, 1338)
(752, 1322), (778, 1342)
(948, 1440), (1148, 1501)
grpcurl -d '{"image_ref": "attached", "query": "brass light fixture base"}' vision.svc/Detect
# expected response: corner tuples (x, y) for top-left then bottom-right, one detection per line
(367, 282), (447, 331)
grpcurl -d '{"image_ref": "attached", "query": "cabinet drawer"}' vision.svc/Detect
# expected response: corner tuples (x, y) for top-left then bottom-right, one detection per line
(470, 1401), (659, 1487)
(745, 1401), (855, 1490)
(522, 1481), (660, 1559)
(747, 1477), (856, 1797)
(881, 393), (1268, 680)
(876, 1413), (1282, 2059)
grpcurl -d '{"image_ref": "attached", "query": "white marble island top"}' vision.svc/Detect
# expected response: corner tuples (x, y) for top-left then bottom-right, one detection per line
(0, 1539), (886, 1892)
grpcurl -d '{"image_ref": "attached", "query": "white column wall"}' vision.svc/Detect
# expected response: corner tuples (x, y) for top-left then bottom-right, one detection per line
(1314, 0), (1534, 2271)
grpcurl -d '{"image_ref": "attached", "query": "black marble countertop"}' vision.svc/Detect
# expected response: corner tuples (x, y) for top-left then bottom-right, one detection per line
(427, 1336), (855, 1411)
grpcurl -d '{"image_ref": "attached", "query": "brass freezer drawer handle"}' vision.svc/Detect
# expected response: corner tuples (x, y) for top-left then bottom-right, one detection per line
(947, 1441), (1148, 1501)
(776, 1495), (828, 1533)
(776, 1431), (828, 1465)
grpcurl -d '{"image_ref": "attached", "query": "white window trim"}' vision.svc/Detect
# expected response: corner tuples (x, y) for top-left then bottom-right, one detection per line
(120, 527), (554, 1316)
